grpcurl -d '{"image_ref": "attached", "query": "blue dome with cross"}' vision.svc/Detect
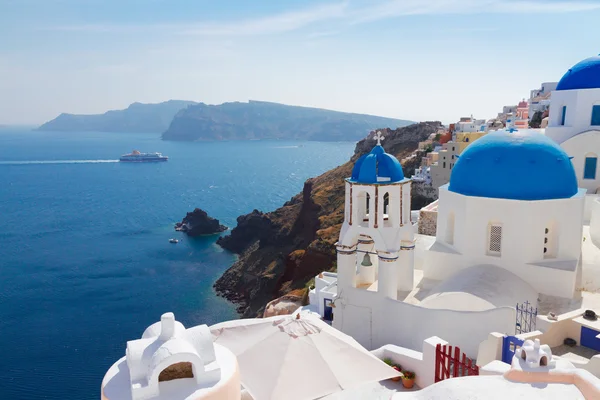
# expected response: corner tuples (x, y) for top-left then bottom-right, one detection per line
(350, 132), (404, 184)
(448, 130), (578, 200)
(556, 55), (600, 91)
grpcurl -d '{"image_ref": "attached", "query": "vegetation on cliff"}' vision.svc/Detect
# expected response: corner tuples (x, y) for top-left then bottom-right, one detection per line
(38, 100), (196, 133)
(162, 100), (413, 141)
(214, 121), (443, 317)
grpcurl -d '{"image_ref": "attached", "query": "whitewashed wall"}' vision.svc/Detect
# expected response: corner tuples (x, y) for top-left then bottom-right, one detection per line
(546, 88), (600, 144)
(334, 286), (515, 358)
(425, 187), (585, 298)
(561, 131), (600, 194)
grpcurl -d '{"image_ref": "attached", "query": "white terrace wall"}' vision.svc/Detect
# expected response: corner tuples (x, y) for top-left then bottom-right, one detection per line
(371, 336), (448, 388)
(380, 298), (515, 357)
(336, 286), (515, 358)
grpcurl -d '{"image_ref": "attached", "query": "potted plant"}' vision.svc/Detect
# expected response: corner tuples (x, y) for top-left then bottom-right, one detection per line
(401, 370), (416, 389)
(383, 358), (402, 382)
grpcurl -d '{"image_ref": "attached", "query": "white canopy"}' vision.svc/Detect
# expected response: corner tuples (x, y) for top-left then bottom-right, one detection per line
(210, 312), (400, 400)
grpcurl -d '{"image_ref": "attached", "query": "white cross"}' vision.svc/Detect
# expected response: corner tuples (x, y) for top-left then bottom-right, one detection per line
(374, 131), (385, 146)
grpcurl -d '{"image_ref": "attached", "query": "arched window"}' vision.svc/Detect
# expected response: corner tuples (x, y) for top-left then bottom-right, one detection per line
(446, 212), (455, 245)
(158, 362), (194, 382)
(584, 153), (598, 180)
(383, 193), (389, 216)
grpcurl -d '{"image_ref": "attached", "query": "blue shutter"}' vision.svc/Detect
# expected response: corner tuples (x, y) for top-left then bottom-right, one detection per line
(561, 106), (567, 126)
(592, 105), (600, 126)
(584, 157), (598, 180)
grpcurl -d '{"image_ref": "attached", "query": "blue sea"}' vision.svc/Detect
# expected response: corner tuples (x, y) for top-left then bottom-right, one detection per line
(0, 127), (355, 400)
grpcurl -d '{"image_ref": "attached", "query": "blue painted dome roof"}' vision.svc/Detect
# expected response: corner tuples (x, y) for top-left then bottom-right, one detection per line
(448, 130), (578, 201)
(350, 145), (404, 184)
(556, 55), (600, 91)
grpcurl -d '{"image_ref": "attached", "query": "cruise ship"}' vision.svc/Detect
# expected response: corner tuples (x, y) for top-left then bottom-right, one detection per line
(119, 150), (168, 162)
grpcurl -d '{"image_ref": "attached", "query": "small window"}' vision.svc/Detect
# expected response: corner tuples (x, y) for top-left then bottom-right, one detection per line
(488, 224), (502, 255)
(452, 155), (455, 159)
(383, 192), (389, 215)
(443, 162), (446, 168)
(560, 105), (567, 126)
(584, 156), (598, 180)
(591, 105), (600, 126)
(452, 147), (455, 151)
(465, 138), (470, 142)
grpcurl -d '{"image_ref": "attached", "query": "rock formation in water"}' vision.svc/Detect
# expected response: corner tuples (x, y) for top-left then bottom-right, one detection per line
(162, 100), (413, 141)
(175, 208), (227, 236)
(214, 121), (444, 317)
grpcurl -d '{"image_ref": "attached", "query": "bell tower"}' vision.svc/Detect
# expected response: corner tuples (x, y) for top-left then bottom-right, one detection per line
(336, 131), (415, 301)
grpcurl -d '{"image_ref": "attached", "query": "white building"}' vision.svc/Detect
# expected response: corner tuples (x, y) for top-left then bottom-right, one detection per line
(529, 81), (558, 116)
(425, 130), (585, 300)
(546, 55), (600, 199)
(410, 165), (431, 185)
(101, 313), (240, 400)
(309, 129), (593, 358)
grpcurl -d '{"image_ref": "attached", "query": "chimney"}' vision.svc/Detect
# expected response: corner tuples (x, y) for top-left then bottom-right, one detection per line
(159, 312), (176, 340)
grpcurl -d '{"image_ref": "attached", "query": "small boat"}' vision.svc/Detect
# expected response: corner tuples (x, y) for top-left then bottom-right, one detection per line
(169, 238), (179, 244)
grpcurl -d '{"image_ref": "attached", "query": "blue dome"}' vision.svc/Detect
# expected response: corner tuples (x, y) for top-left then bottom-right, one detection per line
(350, 145), (404, 184)
(448, 130), (578, 201)
(556, 56), (600, 91)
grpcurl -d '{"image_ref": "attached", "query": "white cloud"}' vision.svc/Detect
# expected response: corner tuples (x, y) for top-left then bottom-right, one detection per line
(349, 0), (600, 24)
(42, 0), (600, 36)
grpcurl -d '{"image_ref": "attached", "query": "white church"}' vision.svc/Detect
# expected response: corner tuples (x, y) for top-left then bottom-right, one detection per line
(309, 54), (600, 358)
(101, 55), (600, 400)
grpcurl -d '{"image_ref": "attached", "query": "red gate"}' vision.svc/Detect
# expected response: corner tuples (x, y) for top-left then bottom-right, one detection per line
(435, 343), (479, 383)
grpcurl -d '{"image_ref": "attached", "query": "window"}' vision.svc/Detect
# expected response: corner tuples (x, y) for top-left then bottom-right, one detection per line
(452, 155), (455, 160)
(560, 105), (567, 126)
(592, 105), (600, 126)
(450, 163), (453, 170)
(383, 192), (389, 216)
(365, 193), (370, 215)
(452, 147), (455, 151)
(465, 138), (470, 142)
(443, 162), (446, 168)
(584, 156), (598, 180)
(488, 224), (502, 256)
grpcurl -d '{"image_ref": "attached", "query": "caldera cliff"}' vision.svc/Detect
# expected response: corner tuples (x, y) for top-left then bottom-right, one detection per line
(214, 121), (443, 317)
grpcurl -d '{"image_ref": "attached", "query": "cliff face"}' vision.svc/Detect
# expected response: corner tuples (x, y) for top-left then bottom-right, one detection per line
(162, 100), (413, 142)
(38, 100), (196, 133)
(214, 121), (443, 317)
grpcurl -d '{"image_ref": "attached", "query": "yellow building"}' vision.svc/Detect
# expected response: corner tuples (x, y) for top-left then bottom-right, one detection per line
(455, 131), (487, 154)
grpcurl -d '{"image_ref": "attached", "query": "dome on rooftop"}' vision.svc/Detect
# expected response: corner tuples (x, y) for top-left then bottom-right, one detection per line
(448, 130), (578, 201)
(350, 145), (404, 184)
(556, 55), (600, 91)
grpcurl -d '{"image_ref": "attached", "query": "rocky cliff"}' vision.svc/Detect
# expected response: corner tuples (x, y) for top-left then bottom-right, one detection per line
(175, 208), (227, 236)
(38, 100), (196, 133)
(214, 121), (443, 317)
(162, 100), (413, 142)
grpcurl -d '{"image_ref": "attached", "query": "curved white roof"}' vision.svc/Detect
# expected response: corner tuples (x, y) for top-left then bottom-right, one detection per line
(419, 265), (538, 311)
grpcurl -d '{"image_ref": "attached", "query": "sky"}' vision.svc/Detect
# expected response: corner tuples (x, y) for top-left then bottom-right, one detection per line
(2, 0), (600, 125)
